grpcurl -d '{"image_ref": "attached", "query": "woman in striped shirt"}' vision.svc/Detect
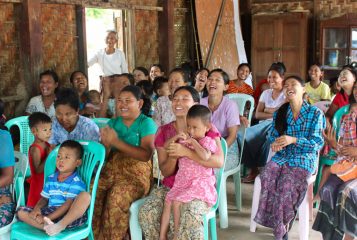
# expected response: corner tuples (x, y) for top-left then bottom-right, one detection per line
(227, 63), (254, 95)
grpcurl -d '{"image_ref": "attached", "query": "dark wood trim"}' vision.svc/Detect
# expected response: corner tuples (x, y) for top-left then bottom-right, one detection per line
(76, 5), (87, 76)
(159, 0), (175, 74)
(20, 0), (43, 96)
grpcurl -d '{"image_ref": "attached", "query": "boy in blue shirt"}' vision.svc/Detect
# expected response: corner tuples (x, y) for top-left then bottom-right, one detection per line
(17, 140), (90, 236)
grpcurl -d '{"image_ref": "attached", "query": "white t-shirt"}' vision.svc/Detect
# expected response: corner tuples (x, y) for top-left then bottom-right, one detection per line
(88, 48), (128, 76)
(259, 89), (286, 119)
(25, 95), (56, 120)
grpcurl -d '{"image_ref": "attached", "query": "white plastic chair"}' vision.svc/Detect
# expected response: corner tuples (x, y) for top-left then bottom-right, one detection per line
(250, 150), (317, 240)
(0, 151), (28, 239)
(217, 94), (254, 228)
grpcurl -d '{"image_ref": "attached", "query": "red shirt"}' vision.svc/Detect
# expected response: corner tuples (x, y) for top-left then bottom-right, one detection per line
(332, 91), (349, 108)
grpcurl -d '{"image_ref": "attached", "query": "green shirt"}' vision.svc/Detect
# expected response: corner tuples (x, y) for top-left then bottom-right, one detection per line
(108, 114), (157, 146)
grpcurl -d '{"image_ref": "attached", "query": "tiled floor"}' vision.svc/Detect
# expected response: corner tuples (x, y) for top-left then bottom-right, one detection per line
(216, 178), (323, 240)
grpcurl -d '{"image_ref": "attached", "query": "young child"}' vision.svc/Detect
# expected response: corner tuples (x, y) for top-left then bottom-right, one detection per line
(152, 76), (170, 100)
(86, 90), (102, 118)
(17, 140), (88, 235)
(27, 112), (52, 207)
(160, 105), (218, 240)
(306, 64), (331, 104)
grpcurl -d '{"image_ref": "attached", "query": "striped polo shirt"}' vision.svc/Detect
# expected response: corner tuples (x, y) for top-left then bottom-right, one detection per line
(41, 171), (86, 207)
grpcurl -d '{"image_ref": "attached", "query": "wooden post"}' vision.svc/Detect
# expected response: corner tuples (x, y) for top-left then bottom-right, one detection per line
(20, 0), (43, 96)
(76, 5), (87, 76)
(159, 0), (175, 74)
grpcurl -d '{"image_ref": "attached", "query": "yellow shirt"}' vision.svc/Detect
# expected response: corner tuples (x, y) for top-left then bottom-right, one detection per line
(305, 81), (331, 104)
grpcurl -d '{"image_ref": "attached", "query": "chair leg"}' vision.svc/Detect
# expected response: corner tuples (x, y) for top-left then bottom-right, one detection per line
(313, 164), (324, 195)
(89, 229), (94, 240)
(218, 174), (229, 229)
(233, 172), (242, 211)
(203, 217), (209, 240)
(209, 216), (217, 240)
(298, 185), (310, 240)
(250, 176), (261, 232)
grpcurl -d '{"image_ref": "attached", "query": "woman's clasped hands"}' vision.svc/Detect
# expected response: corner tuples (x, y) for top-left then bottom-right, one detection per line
(271, 135), (297, 152)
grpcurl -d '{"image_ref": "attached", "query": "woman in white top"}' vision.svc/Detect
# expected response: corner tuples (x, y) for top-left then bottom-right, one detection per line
(88, 30), (128, 76)
(242, 62), (287, 183)
(25, 70), (59, 120)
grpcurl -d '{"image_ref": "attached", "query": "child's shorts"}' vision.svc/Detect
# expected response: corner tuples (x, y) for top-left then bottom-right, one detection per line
(17, 206), (87, 229)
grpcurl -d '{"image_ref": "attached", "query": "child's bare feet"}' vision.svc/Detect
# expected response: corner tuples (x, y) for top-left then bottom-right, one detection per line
(43, 217), (66, 236)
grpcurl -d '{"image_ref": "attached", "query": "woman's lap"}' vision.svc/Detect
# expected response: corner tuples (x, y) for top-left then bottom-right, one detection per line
(0, 202), (15, 228)
(242, 120), (272, 168)
(255, 161), (309, 239)
(313, 177), (357, 239)
(139, 187), (210, 240)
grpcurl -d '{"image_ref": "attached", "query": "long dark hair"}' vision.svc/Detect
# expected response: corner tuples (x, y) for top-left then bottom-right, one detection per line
(121, 85), (152, 117)
(339, 65), (357, 101)
(275, 75), (305, 135)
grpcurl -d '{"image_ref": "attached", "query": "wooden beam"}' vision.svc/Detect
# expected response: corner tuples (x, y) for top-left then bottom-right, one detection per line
(76, 5), (87, 75)
(20, 0), (43, 96)
(159, 0), (175, 74)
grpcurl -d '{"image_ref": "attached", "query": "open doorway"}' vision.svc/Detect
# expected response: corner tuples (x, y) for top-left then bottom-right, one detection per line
(85, 8), (124, 91)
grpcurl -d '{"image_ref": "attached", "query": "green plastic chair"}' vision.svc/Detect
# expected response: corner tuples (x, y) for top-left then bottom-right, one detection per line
(92, 118), (110, 129)
(129, 138), (228, 240)
(313, 105), (350, 195)
(5, 116), (35, 157)
(11, 141), (106, 240)
(0, 151), (28, 239)
(5, 116), (34, 178)
(217, 93), (254, 228)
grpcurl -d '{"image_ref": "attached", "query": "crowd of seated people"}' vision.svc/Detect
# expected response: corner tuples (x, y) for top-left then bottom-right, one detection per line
(0, 52), (356, 240)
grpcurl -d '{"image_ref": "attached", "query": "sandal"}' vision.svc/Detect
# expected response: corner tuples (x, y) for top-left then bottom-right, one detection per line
(242, 173), (258, 183)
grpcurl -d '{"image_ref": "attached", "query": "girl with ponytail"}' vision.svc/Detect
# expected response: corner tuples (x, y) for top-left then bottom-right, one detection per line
(254, 76), (326, 240)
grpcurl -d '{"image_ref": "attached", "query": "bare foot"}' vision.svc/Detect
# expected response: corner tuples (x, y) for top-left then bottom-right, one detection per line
(43, 217), (54, 229)
(44, 218), (66, 236)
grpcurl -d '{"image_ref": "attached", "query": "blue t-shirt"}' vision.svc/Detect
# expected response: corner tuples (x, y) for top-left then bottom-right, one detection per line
(41, 171), (86, 207)
(0, 130), (15, 168)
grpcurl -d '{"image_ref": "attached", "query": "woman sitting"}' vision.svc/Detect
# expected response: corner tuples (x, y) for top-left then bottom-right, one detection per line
(0, 128), (16, 228)
(305, 64), (331, 104)
(313, 82), (357, 240)
(201, 69), (240, 173)
(48, 88), (100, 146)
(93, 86), (157, 239)
(242, 62), (286, 183)
(139, 86), (223, 239)
(227, 63), (254, 95)
(25, 70), (59, 120)
(254, 76), (325, 240)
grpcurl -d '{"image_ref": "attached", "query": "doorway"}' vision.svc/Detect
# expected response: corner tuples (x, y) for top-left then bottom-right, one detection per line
(85, 8), (124, 91)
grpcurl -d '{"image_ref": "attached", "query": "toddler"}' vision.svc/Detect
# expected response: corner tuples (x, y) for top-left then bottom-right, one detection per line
(153, 76), (170, 99)
(17, 140), (88, 236)
(27, 112), (52, 207)
(86, 90), (102, 118)
(160, 105), (218, 240)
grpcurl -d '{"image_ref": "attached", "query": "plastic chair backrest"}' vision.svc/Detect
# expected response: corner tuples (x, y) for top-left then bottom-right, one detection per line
(43, 141), (106, 226)
(13, 152), (28, 207)
(211, 138), (228, 211)
(332, 105), (350, 137)
(313, 101), (331, 113)
(92, 118), (110, 129)
(5, 116), (34, 156)
(227, 93), (255, 124)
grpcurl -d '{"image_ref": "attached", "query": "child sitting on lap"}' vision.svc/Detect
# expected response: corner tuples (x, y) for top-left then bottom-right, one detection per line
(17, 140), (89, 236)
(160, 105), (218, 240)
(27, 112), (52, 207)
